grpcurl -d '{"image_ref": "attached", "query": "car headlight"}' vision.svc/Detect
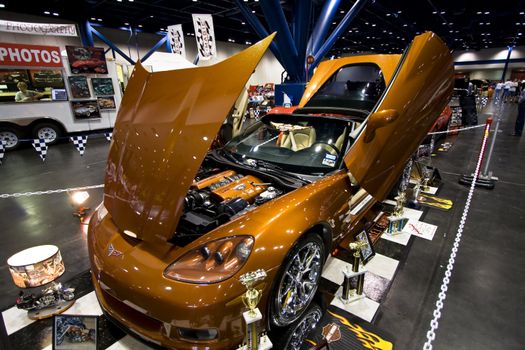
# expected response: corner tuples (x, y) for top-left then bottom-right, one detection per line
(164, 236), (254, 284)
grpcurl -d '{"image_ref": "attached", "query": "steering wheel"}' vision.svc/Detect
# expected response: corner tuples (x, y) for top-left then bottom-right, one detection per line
(310, 142), (340, 155)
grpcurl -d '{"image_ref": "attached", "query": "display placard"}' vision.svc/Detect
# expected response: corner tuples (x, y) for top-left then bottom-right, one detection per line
(0, 20), (77, 37)
(0, 42), (62, 67)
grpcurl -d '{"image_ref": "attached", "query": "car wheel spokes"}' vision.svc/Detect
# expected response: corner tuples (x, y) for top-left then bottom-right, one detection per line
(276, 242), (322, 325)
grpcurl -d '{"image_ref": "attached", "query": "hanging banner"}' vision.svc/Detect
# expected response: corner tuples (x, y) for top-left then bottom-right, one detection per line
(0, 42), (62, 67)
(0, 140), (5, 165)
(32, 139), (48, 162)
(192, 14), (216, 61)
(0, 20), (77, 37)
(70, 135), (88, 156)
(167, 24), (186, 57)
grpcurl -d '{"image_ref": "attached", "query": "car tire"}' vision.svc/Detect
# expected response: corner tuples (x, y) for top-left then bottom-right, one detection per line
(32, 122), (62, 145)
(268, 232), (325, 328)
(271, 302), (323, 350)
(0, 126), (22, 150)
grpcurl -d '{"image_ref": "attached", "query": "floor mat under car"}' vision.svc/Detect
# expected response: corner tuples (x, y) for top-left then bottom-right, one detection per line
(304, 305), (394, 349)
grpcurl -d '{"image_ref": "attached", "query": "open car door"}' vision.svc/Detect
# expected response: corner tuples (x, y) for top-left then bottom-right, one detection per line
(345, 32), (453, 200)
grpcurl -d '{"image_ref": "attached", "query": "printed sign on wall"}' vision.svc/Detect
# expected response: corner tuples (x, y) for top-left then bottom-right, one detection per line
(192, 14), (216, 61)
(0, 42), (62, 67)
(167, 24), (186, 57)
(0, 20), (77, 37)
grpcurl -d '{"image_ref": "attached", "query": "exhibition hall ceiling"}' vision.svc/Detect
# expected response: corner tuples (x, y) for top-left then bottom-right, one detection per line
(2, 0), (525, 53)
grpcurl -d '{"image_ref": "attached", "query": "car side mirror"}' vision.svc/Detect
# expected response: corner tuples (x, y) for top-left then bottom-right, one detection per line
(364, 109), (399, 143)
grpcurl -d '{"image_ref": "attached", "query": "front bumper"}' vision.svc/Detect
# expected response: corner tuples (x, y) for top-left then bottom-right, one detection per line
(88, 214), (276, 350)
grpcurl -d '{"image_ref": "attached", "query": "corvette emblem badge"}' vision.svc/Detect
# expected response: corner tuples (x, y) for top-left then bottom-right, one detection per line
(108, 244), (123, 258)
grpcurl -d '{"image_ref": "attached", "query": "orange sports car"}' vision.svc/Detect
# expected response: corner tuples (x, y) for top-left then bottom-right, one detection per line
(88, 32), (453, 350)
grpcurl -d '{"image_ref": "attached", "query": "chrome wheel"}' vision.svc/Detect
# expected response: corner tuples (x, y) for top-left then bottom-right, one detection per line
(37, 127), (58, 143)
(273, 241), (323, 326)
(0, 130), (20, 149)
(286, 305), (323, 350)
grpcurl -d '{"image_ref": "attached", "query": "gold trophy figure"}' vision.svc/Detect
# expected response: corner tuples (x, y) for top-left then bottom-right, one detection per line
(239, 269), (272, 350)
(392, 192), (406, 217)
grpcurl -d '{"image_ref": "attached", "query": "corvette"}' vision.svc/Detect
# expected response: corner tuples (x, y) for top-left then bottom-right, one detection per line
(88, 32), (453, 349)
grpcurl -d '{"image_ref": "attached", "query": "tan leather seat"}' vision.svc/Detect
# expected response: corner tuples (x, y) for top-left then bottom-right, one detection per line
(288, 127), (316, 151)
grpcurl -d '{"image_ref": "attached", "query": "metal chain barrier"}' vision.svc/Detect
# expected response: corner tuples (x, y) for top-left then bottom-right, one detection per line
(427, 124), (485, 136)
(423, 118), (492, 350)
(0, 184), (104, 199)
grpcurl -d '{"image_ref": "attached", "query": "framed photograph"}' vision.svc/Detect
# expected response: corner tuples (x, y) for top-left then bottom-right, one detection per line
(65, 46), (108, 74)
(71, 100), (100, 119)
(53, 314), (98, 349)
(68, 76), (90, 98)
(91, 78), (114, 96)
(354, 230), (375, 264)
(97, 96), (116, 110)
(29, 69), (65, 89)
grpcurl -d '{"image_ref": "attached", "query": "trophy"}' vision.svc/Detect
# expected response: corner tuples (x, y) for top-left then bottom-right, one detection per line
(340, 241), (367, 304)
(387, 192), (409, 235)
(239, 269), (272, 350)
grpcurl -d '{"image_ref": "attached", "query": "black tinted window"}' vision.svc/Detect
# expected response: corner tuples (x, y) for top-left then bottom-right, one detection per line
(306, 64), (386, 111)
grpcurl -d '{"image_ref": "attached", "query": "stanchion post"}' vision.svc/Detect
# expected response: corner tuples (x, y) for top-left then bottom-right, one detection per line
(481, 114), (499, 180)
(458, 117), (496, 189)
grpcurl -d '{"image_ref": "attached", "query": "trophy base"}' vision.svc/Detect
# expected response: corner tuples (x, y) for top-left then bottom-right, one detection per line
(238, 335), (273, 350)
(243, 308), (262, 325)
(336, 287), (366, 305)
(27, 299), (75, 320)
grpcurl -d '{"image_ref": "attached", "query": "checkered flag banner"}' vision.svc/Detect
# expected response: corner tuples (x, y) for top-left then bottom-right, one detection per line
(192, 14), (216, 61)
(0, 140), (5, 165)
(104, 132), (112, 142)
(70, 135), (88, 156)
(168, 24), (186, 57)
(32, 138), (48, 162)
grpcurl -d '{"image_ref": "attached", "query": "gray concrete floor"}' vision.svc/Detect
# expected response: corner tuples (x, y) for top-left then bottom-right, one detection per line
(0, 104), (524, 349)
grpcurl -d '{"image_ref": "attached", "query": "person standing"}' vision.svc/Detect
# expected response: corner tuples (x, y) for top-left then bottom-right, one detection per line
(512, 88), (525, 136)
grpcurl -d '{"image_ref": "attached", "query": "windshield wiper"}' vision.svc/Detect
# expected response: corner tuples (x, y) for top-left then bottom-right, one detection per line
(254, 160), (310, 184)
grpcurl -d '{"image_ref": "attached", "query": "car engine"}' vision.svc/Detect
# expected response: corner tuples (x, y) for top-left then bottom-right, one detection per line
(176, 169), (283, 240)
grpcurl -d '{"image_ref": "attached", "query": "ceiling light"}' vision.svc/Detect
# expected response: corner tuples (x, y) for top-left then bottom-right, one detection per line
(124, 22), (129, 25)
(332, 22), (336, 25)
(246, 41), (252, 44)
(52, 12), (59, 16)
(138, 24), (143, 27)
(386, 13), (391, 16)
(520, 11), (525, 15)
(117, 0), (122, 2)
(432, 11), (437, 14)
(440, 11), (445, 14)
(242, 22), (245, 25)
(44, 11), (50, 14)
(519, 33), (523, 36)
(150, 15), (154, 18)
(403, 24), (408, 27)
(485, 11), (489, 14)
(251, 10), (255, 13)
(476, 11), (482, 14)
(0, 3), (5, 7)
(97, 18), (102, 22)
(479, 22), (484, 25)
(486, 22), (490, 25)
(398, 11), (402, 14)
(90, 17), (96, 20)
(371, 23), (376, 27)
(340, 10), (344, 13)
(442, 22), (447, 25)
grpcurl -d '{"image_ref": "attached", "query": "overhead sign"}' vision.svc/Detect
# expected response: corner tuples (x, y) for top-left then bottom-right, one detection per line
(0, 19), (77, 37)
(167, 24), (186, 58)
(0, 42), (62, 67)
(192, 14), (216, 61)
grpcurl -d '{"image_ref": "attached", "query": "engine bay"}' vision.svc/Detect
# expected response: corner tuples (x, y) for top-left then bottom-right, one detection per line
(175, 168), (284, 241)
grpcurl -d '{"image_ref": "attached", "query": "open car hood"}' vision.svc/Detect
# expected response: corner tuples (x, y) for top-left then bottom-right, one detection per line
(104, 34), (275, 243)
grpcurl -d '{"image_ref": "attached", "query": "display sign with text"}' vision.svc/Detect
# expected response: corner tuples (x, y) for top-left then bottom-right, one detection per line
(0, 43), (62, 68)
(0, 20), (77, 37)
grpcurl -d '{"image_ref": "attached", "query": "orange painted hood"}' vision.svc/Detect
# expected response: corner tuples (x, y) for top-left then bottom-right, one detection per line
(103, 34), (275, 243)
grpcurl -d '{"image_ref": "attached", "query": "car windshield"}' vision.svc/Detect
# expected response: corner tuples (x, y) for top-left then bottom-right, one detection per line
(305, 63), (386, 111)
(224, 114), (359, 175)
